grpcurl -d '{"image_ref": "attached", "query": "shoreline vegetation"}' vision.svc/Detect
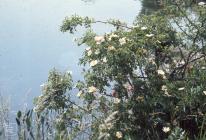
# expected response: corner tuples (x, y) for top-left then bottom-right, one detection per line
(0, 94), (11, 139)
(1, 0), (206, 139)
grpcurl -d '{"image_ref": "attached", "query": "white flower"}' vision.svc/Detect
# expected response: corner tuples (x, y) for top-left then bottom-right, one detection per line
(141, 26), (147, 30)
(162, 127), (170, 133)
(203, 91), (206, 95)
(33, 106), (39, 112)
(157, 69), (166, 79)
(99, 124), (106, 131)
(40, 83), (47, 91)
(133, 25), (139, 28)
(106, 133), (110, 137)
(87, 50), (92, 56)
(40, 83), (45, 88)
(201, 66), (206, 70)
(180, 60), (185, 65)
(175, 60), (185, 67)
(77, 91), (83, 97)
(178, 87), (185, 91)
(95, 50), (100, 55)
(119, 37), (127, 45)
(157, 69), (165, 76)
(67, 70), (73, 75)
(161, 85), (168, 91)
(173, 59), (177, 64)
(198, 2), (206, 6)
(106, 123), (113, 130)
(128, 109), (133, 115)
(145, 34), (154, 38)
(161, 85), (171, 96)
(94, 36), (105, 44)
(88, 86), (97, 93)
(148, 57), (156, 64)
(102, 57), (107, 63)
(136, 96), (144, 102)
(116, 131), (123, 139)
(85, 47), (91, 51)
(164, 64), (170, 73)
(114, 98), (121, 104)
(90, 60), (98, 67)
(99, 123), (112, 131)
(108, 33), (119, 41)
(39, 95), (43, 98)
(108, 45), (115, 51)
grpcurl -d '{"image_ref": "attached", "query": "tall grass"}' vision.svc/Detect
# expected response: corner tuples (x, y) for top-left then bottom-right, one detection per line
(0, 94), (11, 139)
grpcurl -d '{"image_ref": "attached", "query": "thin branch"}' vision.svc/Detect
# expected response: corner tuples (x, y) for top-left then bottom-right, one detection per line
(94, 20), (133, 30)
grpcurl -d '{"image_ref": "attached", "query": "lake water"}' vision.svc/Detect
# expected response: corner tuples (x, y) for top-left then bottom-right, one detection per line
(0, 0), (143, 111)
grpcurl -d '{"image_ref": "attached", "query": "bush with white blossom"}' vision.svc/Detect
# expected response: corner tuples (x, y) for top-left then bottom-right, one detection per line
(17, 1), (206, 140)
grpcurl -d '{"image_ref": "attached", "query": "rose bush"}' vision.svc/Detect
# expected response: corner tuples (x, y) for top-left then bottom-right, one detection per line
(17, 1), (206, 140)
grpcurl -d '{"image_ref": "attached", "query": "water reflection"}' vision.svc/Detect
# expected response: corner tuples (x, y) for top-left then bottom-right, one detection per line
(141, 0), (164, 14)
(0, 0), (142, 110)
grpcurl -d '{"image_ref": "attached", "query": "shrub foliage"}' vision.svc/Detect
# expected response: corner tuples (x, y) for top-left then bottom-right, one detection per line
(17, 1), (206, 140)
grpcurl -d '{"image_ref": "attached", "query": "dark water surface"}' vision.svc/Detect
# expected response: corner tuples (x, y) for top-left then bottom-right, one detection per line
(0, 0), (142, 111)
